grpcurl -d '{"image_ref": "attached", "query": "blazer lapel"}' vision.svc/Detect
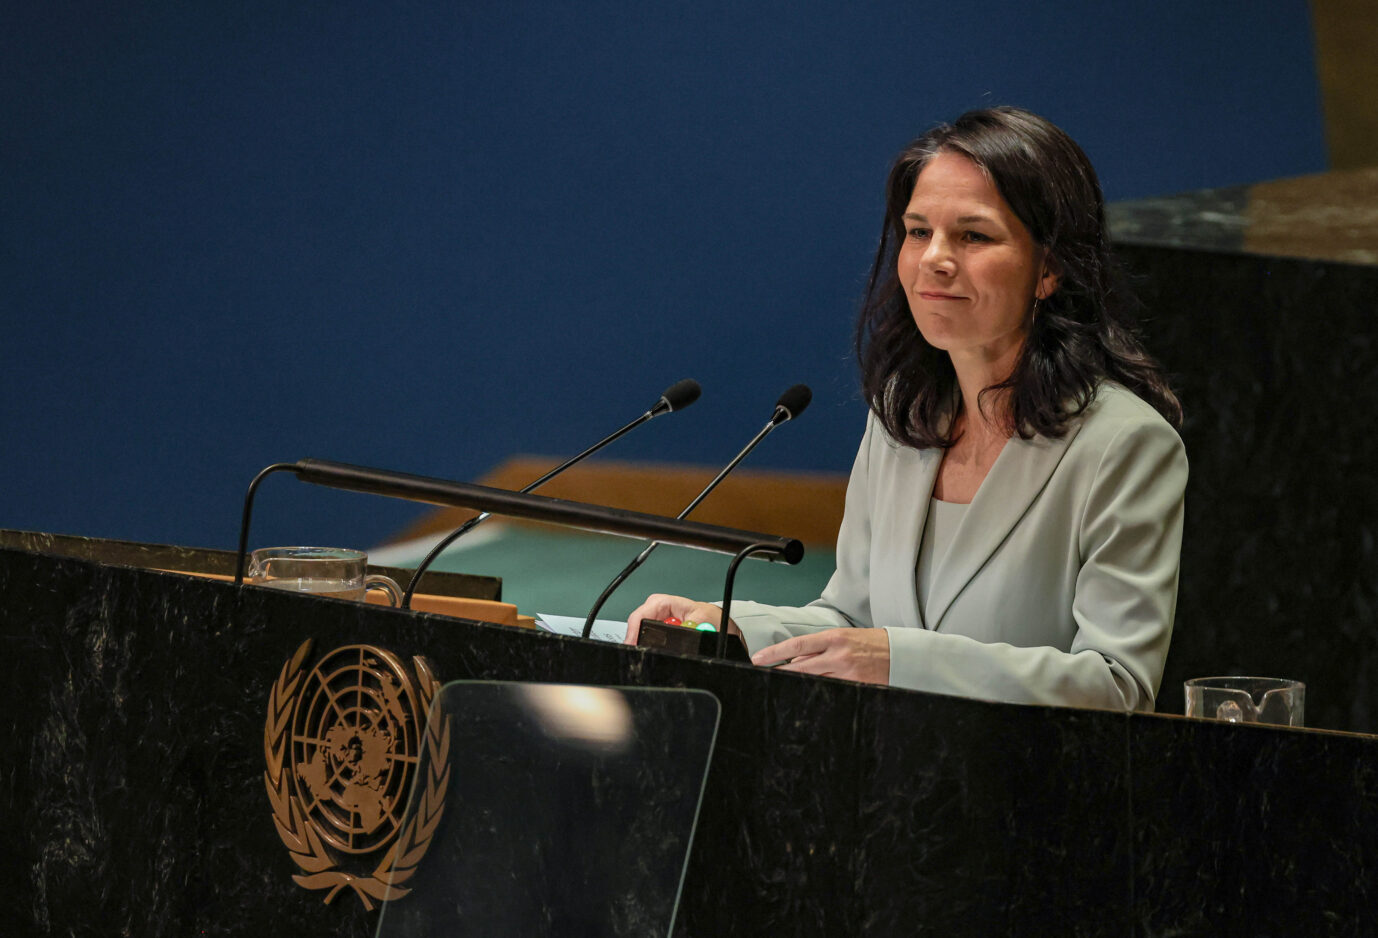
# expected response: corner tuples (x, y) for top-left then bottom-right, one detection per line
(923, 422), (1084, 630)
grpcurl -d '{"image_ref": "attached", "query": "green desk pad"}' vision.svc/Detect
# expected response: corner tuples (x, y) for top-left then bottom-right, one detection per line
(382, 522), (836, 623)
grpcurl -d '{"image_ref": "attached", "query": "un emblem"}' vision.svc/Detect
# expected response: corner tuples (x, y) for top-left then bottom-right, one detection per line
(264, 640), (450, 909)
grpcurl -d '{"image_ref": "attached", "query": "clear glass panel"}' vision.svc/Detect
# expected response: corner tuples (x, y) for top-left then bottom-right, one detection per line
(374, 682), (720, 937)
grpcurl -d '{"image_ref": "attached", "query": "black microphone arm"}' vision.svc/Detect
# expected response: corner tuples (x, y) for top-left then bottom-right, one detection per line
(580, 383), (812, 639)
(400, 378), (701, 607)
(233, 456), (803, 584)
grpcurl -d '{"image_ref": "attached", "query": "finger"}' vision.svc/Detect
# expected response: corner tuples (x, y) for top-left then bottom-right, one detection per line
(625, 594), (677, 644)
(750, 639), (788, 665)
(684, 603), (724, 630)
(682, 603), (740, 637)
(773, 652), (826, 673)
(751, 635), (815, 666)
(625, 594), (705, 644)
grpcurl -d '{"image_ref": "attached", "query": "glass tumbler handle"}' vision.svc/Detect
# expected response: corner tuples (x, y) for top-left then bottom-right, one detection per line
(365, 574), (403, 607)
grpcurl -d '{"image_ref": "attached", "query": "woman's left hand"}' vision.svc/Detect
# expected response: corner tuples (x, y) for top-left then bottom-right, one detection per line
(751, 627), (891, 685)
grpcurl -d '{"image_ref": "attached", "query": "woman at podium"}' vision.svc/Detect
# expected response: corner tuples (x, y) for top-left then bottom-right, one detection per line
(627, 107), (1186, 712)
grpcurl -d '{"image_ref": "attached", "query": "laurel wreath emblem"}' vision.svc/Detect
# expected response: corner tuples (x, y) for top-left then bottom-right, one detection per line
(264, 639), (451, 910)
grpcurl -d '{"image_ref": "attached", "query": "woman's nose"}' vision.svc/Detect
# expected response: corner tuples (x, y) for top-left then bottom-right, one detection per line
(923, 235), (956, 274)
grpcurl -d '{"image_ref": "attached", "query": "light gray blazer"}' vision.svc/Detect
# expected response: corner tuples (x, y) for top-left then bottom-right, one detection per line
(730, 384), (1187, 712)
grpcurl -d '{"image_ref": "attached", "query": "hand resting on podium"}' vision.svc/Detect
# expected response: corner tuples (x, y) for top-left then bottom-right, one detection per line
(625, 593), (892, 686)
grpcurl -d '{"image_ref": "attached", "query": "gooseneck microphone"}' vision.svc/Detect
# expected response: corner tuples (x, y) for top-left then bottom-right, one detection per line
(580, 383), (812, 639)
(401, 379), (702, 608)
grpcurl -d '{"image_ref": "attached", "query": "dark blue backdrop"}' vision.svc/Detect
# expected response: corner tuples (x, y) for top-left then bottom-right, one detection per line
(1, 1), (1325, 551)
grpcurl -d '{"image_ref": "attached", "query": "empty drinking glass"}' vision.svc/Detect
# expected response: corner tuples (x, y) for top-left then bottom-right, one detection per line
(1184, 676), (1305, 727)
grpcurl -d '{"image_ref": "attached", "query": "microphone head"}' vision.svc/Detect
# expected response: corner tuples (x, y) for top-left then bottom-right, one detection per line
(772, 384), (812, 423)
(654, 378), (702, 415)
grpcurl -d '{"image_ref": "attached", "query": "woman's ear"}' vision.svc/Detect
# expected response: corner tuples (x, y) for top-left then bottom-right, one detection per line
(1035, 252), (1062, 300)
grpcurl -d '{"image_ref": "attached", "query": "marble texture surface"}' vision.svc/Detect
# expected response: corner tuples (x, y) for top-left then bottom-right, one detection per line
(1115, 244), (1378, 732)
(1130, 715), (1378, 935)
(7, 544), (1378, 936)
(1110, 165), (1378, 265)
(0, 527), (502, 601)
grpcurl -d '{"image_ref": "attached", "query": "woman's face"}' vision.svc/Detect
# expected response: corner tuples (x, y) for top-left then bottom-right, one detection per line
(896, 151), (1057, 369)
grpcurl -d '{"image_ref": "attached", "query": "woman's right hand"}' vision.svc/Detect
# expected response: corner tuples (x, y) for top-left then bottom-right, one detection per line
(624, 594), (733, 644)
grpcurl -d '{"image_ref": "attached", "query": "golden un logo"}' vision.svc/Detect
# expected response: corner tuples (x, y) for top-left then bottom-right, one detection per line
(265, 640), (450, 909)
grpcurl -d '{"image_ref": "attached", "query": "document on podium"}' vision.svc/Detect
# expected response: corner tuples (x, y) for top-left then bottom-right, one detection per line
(534, 613), (628, 644)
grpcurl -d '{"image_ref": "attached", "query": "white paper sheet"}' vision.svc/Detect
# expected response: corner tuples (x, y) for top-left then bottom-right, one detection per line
(534, 613), (628, 644)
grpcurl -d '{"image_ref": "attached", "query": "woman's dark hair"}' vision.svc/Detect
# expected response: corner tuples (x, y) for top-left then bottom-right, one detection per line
(855, 106), (1181, 447)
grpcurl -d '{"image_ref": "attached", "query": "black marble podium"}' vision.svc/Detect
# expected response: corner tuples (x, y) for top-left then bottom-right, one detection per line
(1110, 173), (1378, 731)
(4, 536), (1378, 937)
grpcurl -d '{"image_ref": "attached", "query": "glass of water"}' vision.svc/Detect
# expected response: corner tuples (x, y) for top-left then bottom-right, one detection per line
(246, 546), (402, 605)
(1184, 676), (1305, 727)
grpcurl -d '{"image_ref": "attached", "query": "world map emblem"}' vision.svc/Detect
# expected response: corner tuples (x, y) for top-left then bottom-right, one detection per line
(265, 640), (450, 909)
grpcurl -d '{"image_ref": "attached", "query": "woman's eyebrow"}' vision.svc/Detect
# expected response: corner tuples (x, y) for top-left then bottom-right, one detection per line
(902, 210), (999, 225)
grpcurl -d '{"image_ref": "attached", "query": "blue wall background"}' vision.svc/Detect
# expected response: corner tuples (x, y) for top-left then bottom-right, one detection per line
(2, 1), (1326, 551)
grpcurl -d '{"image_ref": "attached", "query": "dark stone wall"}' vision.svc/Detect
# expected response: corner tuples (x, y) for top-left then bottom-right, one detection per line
(1120, 245), (1378, 731)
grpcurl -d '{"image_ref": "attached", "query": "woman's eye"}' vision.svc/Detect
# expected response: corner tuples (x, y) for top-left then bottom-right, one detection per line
(963, 231), (993, 243)
(906, 227), (930, 239)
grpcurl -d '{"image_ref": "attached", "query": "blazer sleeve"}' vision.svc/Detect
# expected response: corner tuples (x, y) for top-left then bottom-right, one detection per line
(728, 414), (880, 648)
(887, 415), (1186, 711)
